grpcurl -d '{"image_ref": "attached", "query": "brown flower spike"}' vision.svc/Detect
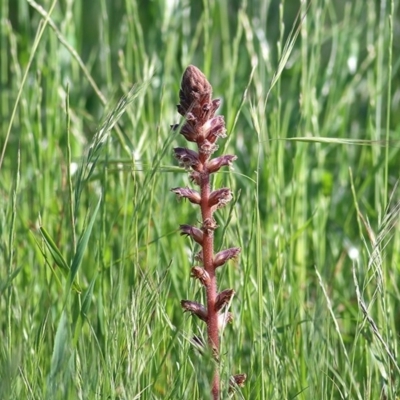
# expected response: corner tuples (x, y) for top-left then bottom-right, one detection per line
(171, 65), (246, 399)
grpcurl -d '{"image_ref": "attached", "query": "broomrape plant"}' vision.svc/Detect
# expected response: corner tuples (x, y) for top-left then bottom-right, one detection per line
(171, 65), (246, 399)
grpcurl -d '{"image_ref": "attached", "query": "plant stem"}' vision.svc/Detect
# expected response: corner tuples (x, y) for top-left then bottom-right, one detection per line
(200, 171), (220, 397)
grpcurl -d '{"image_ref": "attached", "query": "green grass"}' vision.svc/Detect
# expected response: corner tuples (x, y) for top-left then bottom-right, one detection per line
(1, 0), (400, 398)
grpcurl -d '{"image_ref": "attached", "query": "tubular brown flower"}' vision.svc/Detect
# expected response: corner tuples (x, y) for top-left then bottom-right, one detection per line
(191, 266), (211, 286)
(206, 155), (237, 174)
(173, 147), (201, 171)
(208, 188), (233, 209)
(213, 247), (241, 268)
(181, 300), (208, 322)
(203, 116), (226, 143)
(171, 187), (201, 204)
(171, 122), (199, 142)
(179, 224), (204, 245)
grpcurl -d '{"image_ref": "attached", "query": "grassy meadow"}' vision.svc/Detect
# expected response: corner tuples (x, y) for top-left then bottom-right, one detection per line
(1, 0), (400, 398)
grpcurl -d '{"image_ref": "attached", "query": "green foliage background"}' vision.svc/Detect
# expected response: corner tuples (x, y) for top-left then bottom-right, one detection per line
(1, 0), (400, 399)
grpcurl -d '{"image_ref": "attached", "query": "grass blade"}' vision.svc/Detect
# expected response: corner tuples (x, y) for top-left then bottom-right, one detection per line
(69, 196), (101, 290)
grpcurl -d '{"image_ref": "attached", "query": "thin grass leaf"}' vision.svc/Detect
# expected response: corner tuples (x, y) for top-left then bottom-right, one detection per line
(71, 275), (98, 348)
(0, 0), (58, 171)
(266, 2), (310, 100)
(284, 137), (389, 146)
(39, 226), (69, 272)
(69, 196), (101, 290)
(39, 226), (82, 293)
(81, 273), (98, 318)
(47, 310), (69, 392)
(0, 267), (22, 296)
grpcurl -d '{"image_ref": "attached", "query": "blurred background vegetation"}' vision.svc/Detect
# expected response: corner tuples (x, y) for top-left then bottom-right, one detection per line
(1, 0), (400, 399)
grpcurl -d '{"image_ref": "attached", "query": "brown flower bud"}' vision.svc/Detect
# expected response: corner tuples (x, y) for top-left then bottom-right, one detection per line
(180, 224), (204, 245)
(173, 147), (201, 171)
(208, 188), (233, 209)
(213, 247), (241, 268)
(215, 289), (235, 312)
(206, 155), (237, 174)
(191, 266), (211, 286)
(181, 300), (208, 322)
(178, 65), (212, 124)
(171, 187), (201, 204)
